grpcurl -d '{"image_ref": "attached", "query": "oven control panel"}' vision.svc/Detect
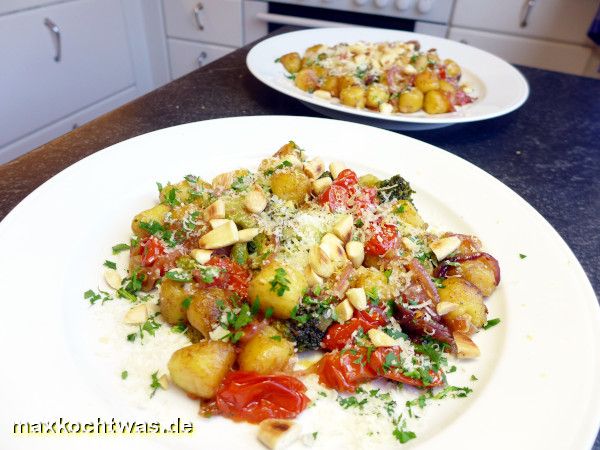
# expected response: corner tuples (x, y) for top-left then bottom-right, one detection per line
(266, 0), (454, 23)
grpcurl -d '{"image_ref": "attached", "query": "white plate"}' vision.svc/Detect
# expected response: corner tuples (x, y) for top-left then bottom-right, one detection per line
(247, 28), (529, 130)
(0, 116), (598, 450)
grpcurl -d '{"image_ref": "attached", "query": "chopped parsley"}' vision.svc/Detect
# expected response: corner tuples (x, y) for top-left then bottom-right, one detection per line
(149, 371), (162, 398)
(270, 335), (282, 341)
(199, 266), (221, 283)
(171, 323), (188, 334)
(111, 243), (130, 254)
(383, 269), (392, 282)
(103, 260), (117, 269)
(162, 187), (180, 207)
(337, 396), (368, 410)
(121, 370), (128, 380)
(290, 305), (310, 325)
(156, 182), (163, 193)
(141, 314), (161, 337)
(483, 318), (501, 330)
(519, 253), (527, 259)
(269, 268), (290, 297)
(470, 374), (478, 381)
(84, 289), (112, 305)
(181, 297), (192, 309)
(264, 306), (274, 319)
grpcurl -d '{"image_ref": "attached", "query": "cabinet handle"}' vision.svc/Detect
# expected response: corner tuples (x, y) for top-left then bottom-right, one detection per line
(197, 51), (208, 67)
(44, 18), (61, 62)
(520, 0), (536, 28)
(193, 2), (204, 31)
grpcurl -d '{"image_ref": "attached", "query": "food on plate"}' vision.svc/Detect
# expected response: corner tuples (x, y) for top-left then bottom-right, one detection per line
(92, 141), (500, 446)
(277, 41), (475, 115)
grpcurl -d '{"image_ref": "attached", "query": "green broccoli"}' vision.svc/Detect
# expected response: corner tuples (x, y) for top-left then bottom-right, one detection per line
(377, 174), (415, 202)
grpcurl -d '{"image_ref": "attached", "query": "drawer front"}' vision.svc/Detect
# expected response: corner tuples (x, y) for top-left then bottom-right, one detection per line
(452, 0), (600, 45)
(163, 0), (243, 47)
(448, 27), (592, 76)
(168, 39), (234, 80)
(0, 0), (135, 148)
(0, 86), (137, 165)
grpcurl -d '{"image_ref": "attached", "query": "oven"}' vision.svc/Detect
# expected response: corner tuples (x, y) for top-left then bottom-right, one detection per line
(246, 0), (455, 38)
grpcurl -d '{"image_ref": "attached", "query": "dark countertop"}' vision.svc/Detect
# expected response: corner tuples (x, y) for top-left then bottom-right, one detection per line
(1, 27), (599, 447)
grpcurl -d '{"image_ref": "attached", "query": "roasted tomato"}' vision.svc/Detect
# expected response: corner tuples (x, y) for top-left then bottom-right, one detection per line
(318, 184), (350, 212)
(197, 255), (252, 299)
(322, 308), (388, 351)
(140, 236), (165, 267)
(215, 372), (310, 423)
(368, 347), (444, 388)
(365, 222), (398, 256)
(316, 348), (376, 392)
(318, 169), (377, 213)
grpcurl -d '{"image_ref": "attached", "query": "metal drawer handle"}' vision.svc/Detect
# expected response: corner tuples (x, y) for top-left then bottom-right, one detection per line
(44, 18), (61, 62)
(197, 51), (207, 67)
(520, 0), (536, 28)
(193, 2), (204, 31)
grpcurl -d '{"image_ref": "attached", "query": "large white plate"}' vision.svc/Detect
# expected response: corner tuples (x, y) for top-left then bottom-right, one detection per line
(0, 116), (598, 450)
(247, 28), (529, 130)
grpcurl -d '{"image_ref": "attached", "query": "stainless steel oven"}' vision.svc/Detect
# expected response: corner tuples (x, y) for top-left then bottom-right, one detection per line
(247, 0), (455, 38)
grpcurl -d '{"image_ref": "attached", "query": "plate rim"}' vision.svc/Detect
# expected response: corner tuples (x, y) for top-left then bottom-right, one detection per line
(246, 27), (530, 125)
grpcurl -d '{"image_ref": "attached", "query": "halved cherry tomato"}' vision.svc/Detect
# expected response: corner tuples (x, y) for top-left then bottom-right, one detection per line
(353, 186), (378, 211)
(200, 255), (251, 299)
(334, 169), (358, 191)
(368, 347), (444, 388)
(439, 67), (447, 80)
(318, 184), (350, 212)
(322, 308), (388, 351)
(216, 372), (310, 423)
(317, 348), (376, 392)
(140, 236), (165, 267)
(365, 222), (398, 256)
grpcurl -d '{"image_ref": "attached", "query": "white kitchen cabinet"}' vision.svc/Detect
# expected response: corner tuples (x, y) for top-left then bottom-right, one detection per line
(448, 27), (593, 76)
(449, 0), (600, 78)
(161, 0), (267, 80)
(168, 39), (234, 79)
(0, 0), (135, 150)
(0, 87), (137, 165)
(163, 0), (244, 47)
(452, 0), (599, 46)
(0, 0), (165, 164)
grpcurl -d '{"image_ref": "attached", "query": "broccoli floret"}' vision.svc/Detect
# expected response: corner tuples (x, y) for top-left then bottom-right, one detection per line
(377, 174), (415, 202)
(285, 302), (333, 351)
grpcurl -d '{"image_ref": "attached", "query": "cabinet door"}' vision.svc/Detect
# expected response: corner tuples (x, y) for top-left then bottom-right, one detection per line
(0, 0), (135, 148)
(163, 0), (243, 47)
(168, 38), (234, 80)
(448, 27), (592, 76)
(452, 0), (599, 45)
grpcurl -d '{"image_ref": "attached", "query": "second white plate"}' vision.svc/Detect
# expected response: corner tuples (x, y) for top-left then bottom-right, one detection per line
(247, 28), (529, 130)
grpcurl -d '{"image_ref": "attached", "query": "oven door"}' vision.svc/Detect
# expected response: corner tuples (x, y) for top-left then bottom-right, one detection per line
(250, 1), (448, 37)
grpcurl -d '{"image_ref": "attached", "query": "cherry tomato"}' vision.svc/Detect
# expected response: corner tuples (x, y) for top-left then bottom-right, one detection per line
(365, 222), (398, 256)
(140, 236), (165, 267)
(439, 67), (446, 80)
(322, 308), (389, 351)
(203, 255), (251, 299)
(216, 372), (310, 423)
(318, 184), (350, 212)
(368, 347), (444, 388)
(334, 169), (358, 191)
(317, 348), (376, 392)
(353, 186), (378, 211)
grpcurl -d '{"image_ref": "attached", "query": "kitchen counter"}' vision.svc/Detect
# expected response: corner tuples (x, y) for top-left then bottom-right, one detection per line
(0, 26), (599, 447)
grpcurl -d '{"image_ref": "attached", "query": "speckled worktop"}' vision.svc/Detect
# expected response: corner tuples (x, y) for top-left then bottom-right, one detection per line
(0, 26), (599, 446)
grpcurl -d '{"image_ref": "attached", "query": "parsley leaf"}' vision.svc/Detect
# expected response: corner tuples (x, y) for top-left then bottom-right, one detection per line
(166, 269), (193, 283)
(149, 371), (163, 398)
(103, 260), (117, 270)
(112, 243), (130, 254)
(519, 253), (527, 259)
(269, 268), (290, 297)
